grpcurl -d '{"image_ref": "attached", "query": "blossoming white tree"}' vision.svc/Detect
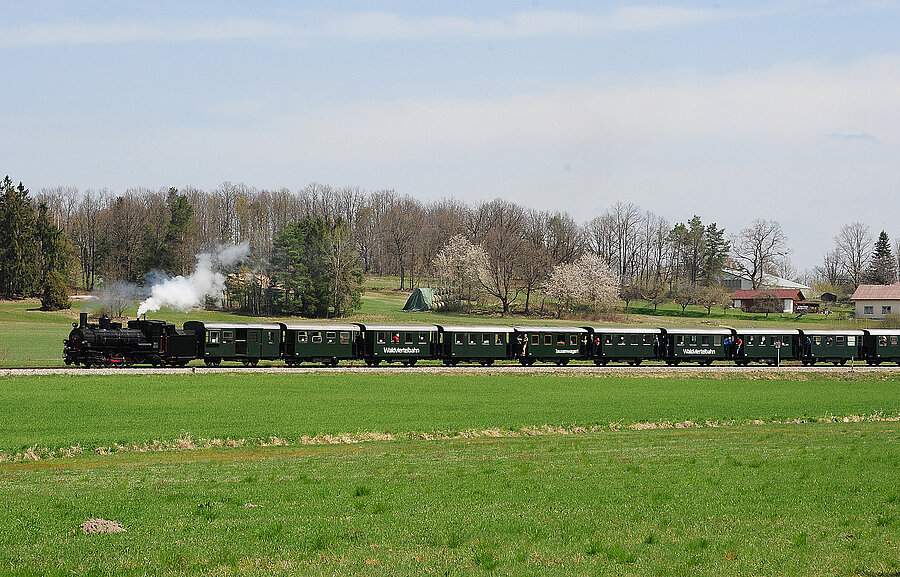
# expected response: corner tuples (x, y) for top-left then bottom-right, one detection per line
(544, 253), (619, 317)
(432, 235), (488, 310)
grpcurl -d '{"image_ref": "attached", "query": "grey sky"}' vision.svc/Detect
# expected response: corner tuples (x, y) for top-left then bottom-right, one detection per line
(2, 1), (899, 270)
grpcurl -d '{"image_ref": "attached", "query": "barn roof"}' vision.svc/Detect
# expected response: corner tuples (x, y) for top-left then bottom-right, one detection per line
(732, 289), (805, 300)
(850, 283), (900, 300)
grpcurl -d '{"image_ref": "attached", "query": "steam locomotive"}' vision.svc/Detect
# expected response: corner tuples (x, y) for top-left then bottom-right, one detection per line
(64, 313), (196, 367)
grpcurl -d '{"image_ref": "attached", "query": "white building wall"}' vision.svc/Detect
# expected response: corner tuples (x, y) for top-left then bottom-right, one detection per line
(855, 300), (900, 319)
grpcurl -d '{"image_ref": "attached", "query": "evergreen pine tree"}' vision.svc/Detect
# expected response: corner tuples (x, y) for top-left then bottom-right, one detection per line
(864, 230), (897, 285)
(0, 176), (39, 298)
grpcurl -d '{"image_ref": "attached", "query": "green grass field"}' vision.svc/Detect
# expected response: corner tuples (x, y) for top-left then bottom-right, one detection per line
(1, 286), (899, 575)
(0, 371), (899, 575)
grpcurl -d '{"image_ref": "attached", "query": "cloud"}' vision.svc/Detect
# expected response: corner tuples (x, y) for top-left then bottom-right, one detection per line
(0, 6), (731, 48)
(828, 132), (880, 143)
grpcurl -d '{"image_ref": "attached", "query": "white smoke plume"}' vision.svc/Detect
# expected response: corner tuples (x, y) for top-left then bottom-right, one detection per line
(136, 242), (249, 317)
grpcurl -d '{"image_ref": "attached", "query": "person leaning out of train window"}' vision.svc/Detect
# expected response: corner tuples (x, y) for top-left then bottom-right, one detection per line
(735, 337), (743, 356)
(723, 335), (732, 358)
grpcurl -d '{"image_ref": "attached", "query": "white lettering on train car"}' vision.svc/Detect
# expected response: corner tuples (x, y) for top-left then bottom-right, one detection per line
(383, 347), (421, 354)
(683, 348), (715, 355)
(554, 349), (579, 355)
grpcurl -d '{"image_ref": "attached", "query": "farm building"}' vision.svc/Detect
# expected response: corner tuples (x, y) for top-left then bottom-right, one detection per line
(850, 283), (900, 319)
(720, 269), (811, 292)
(732, 289), (806, 314)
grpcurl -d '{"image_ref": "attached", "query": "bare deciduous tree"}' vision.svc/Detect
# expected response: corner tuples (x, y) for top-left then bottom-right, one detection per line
(834, 222), (873, 289)
(730, 219), (789, 289)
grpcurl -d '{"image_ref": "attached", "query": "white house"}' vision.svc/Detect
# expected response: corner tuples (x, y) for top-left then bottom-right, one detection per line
(850, 283), (900, 319)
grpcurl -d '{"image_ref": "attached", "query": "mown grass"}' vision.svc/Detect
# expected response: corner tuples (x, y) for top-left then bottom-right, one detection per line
(1, 424), (898, 576)
(0, 372), (898, 455)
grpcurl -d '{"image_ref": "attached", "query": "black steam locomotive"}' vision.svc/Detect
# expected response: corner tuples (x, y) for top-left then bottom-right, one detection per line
(63, 313), (196, 368)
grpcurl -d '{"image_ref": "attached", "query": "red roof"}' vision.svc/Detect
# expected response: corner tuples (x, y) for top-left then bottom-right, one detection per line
(732, 289), (805, 300)
(850, 283), (900, 300)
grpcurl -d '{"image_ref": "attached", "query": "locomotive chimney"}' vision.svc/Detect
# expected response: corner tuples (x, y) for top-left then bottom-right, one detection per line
(80, 312), (87, 327)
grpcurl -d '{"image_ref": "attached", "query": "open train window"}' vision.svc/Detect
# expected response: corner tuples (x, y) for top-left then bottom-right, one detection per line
(544, 335), (552, 346)
(267, 331), (275, 344)
(825, 337), (833, 346)
(892, 336), (898, 345)
(340, 331), (350, 344)
(747, 336), (754, 346)
(208, 331), (220, 344)
(496, 333), (504, 345)
(377, 332), (386, 344)
(604, 335), (613, 345)
(701, 336), (709, 346)
(557, 335), (565, 345)
(469, 334), (478, 345)
(689, 335), (697, 345)
(644, 335), (654, 344)
(312, 333), (323, 344)
(483, 334), (491, 345)
(714, 335), (722, 346)
(223, 330), (234, 343)
(419, 333), (427, 344)
(759, 336), (767, 345)
(249, 332), (258, 343)
(814, 336), (821, 345)
(630, 335), (639, 345)
(298, 331), (308, 344)
(676, 336), (685, 346)
(570, 335), (578, 346)
(618, 335), (626, 345)
(783, 336), (790, 345)
(405, 333), (413, 345)
(455, 333), (465, 345)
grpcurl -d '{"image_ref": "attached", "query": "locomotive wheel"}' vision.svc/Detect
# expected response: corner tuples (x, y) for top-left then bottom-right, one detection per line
(484, 359), (494, 366)
(631, 359), (642, 366)
(703, 359), (713, 366)
(242, 360), (251, 367)
(330, 358), (339, 367)
(204, 359), (214, 366)
(407, 359), (417, 366)
(251, 359), (259, 367)
(594, 359), (609, 366)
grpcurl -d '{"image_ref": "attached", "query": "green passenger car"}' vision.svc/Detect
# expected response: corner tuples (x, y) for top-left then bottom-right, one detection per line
(586, 327), (661, 366)
(357, 324), (439, 366)
(661, 327), (731, 365)
(513, 326), (589, 366)
(281, 323), (360, 366)
(732, 329), (799, 366)
(436, 325), (513, 366)
(183, 321), (283, 366)
(861, 329), (900, 365)
(798, 329), (864, 365)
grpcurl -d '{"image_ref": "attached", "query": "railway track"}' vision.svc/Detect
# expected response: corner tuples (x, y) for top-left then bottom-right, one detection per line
(4, 363), (899, 376)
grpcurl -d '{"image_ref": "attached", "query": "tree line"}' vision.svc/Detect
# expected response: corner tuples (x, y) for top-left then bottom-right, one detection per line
(8, 175), (898, 317)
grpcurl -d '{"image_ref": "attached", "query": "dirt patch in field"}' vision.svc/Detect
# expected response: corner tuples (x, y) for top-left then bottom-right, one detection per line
(80, 518), (126, 534)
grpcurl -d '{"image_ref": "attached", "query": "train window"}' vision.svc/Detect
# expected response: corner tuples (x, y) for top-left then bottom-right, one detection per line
(714, 335), (722, 346)
(825, 337), (833, 346)
(837, 336), (845, 345)
(469, 334), (478, 345)
(298, 332), (308, 344)
(223, 331), (234, 343)
(701, 336), (709, 346)
(405, 333), (414, 345)
(377, 332), (386, 344)
(747, 336), (754, 346)
(689, 335), (697, 345)
(892, 336), (898, 345)
(544, 335), (552, 346)
(618, 335), (626, 345)
(483, 334), (491, 345)
(783, 336), (790, 345)
(531, 335), (539, 345)
(557, 335), (565, 345)
(496, 333), (504, 345)
(604, 335), (613, 345)
(419, 333), (427, 344)
(268, 331), (275, 344)
(570, 334), (578, 346)
(759, 336), (767, 345)
(814, 336), (821, 345)
(312, 333), (323, 344)
(340, 332), (350, 344)
(455, 333), (465, 345)
(676, 336), (685, 346)
(208, 331), (220, 344)
(630, 335), (639, 345)
(326, 332), (336, 342)
(846, 336), (854, 346)
(249, 332), (258, 343)
(644, 335), (653, 345)
(391, 333), (400, 343)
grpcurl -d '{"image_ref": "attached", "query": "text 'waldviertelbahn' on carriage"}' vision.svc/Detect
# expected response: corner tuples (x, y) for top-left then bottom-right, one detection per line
(63, 313), (900, 368)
